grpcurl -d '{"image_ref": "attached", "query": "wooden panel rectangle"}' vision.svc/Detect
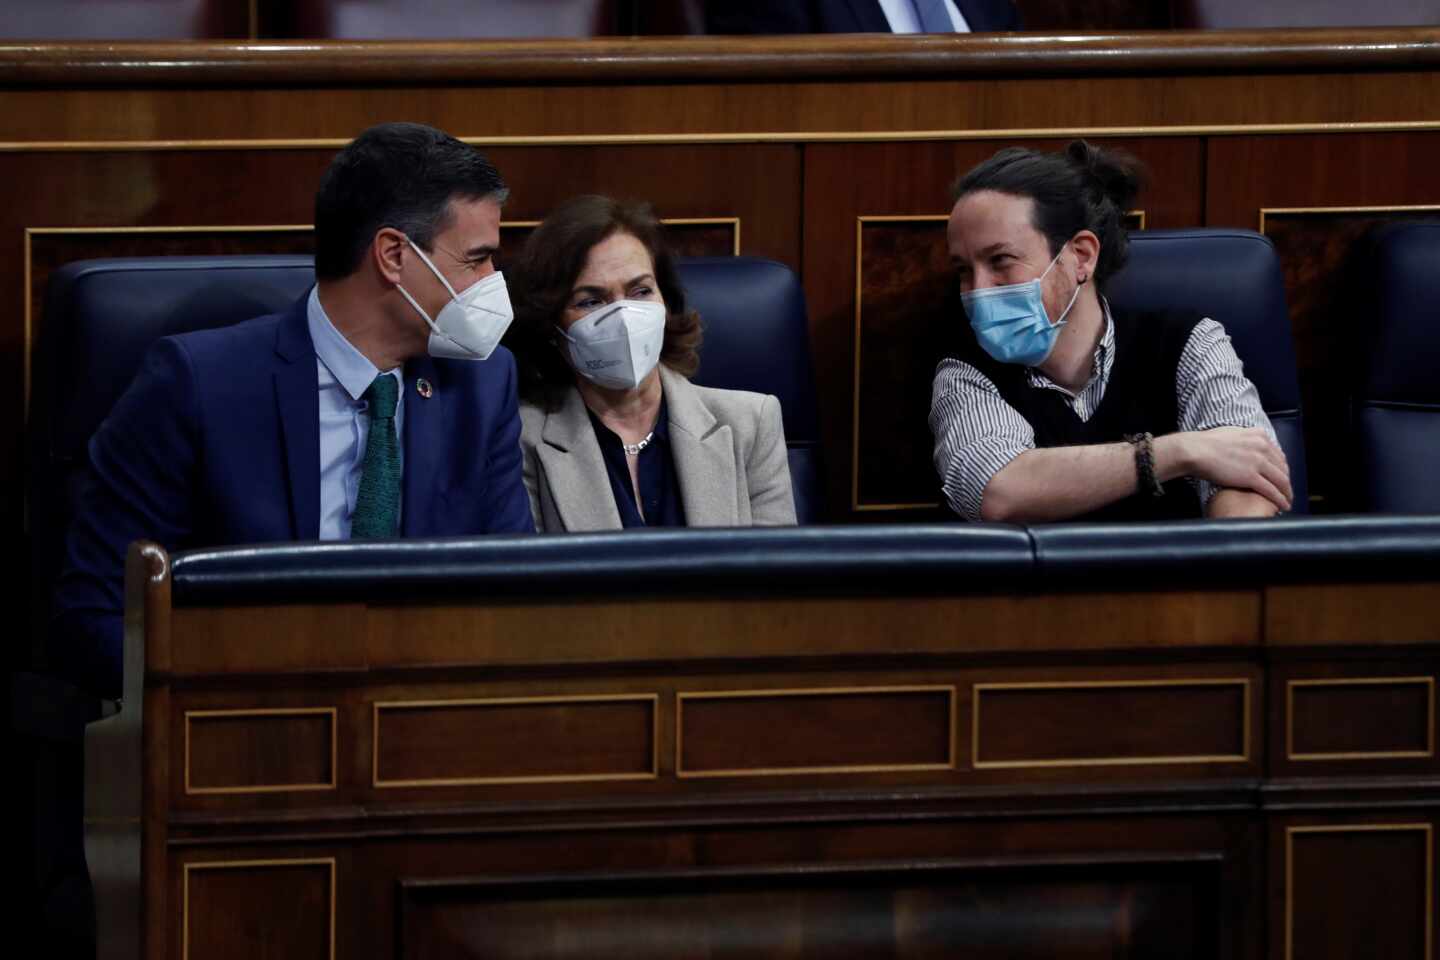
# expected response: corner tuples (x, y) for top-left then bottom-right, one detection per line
(1285, 825), (1434, 960)
(973, 679), (1250, 769)
(676, 686), (955, 777)
(184, 858), (335, 960)
(1267, 583), (1440, 646)
(1288, 677), (1435, 761)
(373, 695), (658, 788)
(184, 708), (336, 796)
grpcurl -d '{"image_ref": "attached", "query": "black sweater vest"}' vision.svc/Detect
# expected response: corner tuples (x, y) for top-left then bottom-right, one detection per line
(955, 308), (1205, 522)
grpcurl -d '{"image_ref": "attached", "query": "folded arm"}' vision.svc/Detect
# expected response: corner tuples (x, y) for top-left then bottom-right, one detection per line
(931, 352), (1291, 524)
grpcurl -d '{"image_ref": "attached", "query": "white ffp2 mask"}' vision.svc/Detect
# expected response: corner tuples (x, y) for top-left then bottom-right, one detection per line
(558, 299), (667, 390)
(396, 238), (513, 361)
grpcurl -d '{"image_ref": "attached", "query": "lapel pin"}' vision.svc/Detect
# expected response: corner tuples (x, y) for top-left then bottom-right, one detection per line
(416, 378), (433, 399)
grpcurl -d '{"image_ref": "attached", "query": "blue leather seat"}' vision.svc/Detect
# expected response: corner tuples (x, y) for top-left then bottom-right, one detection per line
(679, 256), (823, 523)
(1355, 222), (1440, 513)
(30, 256), (317, 614)
(1106, 229), (1309, 512)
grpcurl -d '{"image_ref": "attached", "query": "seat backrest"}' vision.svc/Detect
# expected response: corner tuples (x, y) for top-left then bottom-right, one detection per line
(1354, 221), (1440, 513)
(1105, 228), (1309, 512)
(28, 256), (317, 663)
(676, 257), (823, 523)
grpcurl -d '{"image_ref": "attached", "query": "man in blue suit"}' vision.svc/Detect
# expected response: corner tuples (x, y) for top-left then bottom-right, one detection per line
(706, 0), (1021, 34)
(53, 122), (536, 697)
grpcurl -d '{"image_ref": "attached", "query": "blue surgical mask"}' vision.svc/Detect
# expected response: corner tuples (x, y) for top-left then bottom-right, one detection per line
(961, 247), (1082, 367)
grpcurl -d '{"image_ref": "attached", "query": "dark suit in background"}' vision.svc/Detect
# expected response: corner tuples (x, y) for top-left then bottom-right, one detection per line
(706, 0), (1022, 34)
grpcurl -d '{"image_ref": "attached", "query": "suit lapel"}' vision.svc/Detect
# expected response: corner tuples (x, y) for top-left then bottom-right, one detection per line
(400, 356), (449, 537)
(537, 386), (622, 531)
(662, 368), (739, 527)
(273, 297), (320, 540)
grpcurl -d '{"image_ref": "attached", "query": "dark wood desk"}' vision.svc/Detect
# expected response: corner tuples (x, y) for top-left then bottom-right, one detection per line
(96, 531), (1439, 959)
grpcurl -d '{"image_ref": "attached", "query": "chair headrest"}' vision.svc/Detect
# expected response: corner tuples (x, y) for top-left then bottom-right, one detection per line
(676, 256), (819, 442)
(36, 256), (316, 464)
(1106, 229), (1300, 414)
(1363, 221), (1440, 405)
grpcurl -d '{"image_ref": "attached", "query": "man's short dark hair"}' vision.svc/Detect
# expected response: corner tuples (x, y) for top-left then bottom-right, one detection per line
(313, 122), (508, 281)
(951, 140), (1145, 292)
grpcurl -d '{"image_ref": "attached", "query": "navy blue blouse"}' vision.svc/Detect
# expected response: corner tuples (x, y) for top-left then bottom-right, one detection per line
(587, 400), (686, 528)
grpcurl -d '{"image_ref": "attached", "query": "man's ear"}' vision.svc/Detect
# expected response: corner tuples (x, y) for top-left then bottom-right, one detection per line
(1071, 230), (1101, 283)
(372, 228), (407, 285)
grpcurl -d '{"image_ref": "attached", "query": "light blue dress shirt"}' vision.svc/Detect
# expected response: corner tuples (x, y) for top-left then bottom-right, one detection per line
(878, 0), (971, 32)
(306, 286), (405, 540)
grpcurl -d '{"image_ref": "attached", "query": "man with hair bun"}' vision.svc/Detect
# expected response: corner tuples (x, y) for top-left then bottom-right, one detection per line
(931, 140), (1291, 523)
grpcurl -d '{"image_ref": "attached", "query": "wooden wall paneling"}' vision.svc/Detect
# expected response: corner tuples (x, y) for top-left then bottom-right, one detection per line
(1272, 818), (1435, 960)
(165, 588), (1260, 678)
(181, 857), (335, 960)
(8, 40), (1440, 142)
(1265, 582), (1440, 648)
(480, 144), (800, 267)
(1267, 661), (1439, 780)
(676, 686), (955, 777)
(972, 678), (1250, 770)
(802, 137), (1203, 518)
(1204, 132), (1440, 512)
(373, 694), (659, 788)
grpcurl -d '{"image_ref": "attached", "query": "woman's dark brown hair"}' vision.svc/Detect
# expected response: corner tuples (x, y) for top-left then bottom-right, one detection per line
(504, 195), (703, 408)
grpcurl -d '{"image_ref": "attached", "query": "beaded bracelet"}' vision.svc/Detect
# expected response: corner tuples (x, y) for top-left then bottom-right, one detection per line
(1124, 432), (1166, 498)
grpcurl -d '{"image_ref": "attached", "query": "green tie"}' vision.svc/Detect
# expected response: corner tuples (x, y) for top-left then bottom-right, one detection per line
(350, 374), (401, 539)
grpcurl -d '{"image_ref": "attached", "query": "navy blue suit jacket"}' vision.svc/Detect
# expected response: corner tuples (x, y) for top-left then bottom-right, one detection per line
(53, 295), (535, 696)
(706, 0), (1021, 34)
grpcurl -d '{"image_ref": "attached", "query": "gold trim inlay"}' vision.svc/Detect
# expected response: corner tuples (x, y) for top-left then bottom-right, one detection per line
(1286, 676), (1436, 761)
(853, 215), (948, 512)
(184, 707), (338, 796)
(661, 216), (743, 256)
(182, 857), (336, 960)
(972, 678), (1252, 769)
(1259, 204), (1440, 233)
(676, 684), (957, 779)
(7, 121), (1440, 154)
(1284, 824), (1434, 960)
(372, 693), (660, 788)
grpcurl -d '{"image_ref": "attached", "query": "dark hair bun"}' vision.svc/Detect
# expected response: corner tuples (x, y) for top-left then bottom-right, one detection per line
(1064, 140), (1144, 215)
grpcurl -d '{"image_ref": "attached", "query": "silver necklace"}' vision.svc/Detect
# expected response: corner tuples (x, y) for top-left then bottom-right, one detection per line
(622, 431), (655, 456)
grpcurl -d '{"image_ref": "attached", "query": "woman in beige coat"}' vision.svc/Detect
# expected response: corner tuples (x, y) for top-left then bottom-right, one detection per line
(505, 195), (796, 532)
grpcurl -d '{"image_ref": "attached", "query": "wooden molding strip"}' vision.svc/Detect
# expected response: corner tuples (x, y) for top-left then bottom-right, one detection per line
(6, 30), (1440, 86)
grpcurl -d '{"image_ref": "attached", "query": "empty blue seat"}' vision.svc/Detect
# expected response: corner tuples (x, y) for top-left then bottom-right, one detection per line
(678, 256), (822, 523)
(1354, 221), (1440, 512)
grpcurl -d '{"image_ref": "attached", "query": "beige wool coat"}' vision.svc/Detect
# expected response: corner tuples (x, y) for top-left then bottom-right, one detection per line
(519, 365), (796, 531)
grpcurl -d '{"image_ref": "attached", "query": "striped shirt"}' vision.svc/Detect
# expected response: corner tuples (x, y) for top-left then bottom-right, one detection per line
(929, 300), (1277, 521)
